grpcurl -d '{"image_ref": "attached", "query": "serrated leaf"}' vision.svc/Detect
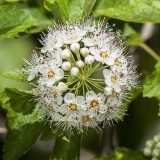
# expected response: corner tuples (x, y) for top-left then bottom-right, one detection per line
(0, 70), (27, 82)
(94, 147), (148, 160)
(44, 0), (58, 11)
(0, 5), (36, 38)
(123, 24), (143, 46)
(3, 122), (42, 160)
(94, 0), (160, 23)
(143, 61), (160, 99)
(0, 88), (35, 115)
(83, 0), (97, 17)
(49, 134), (81, 160)
(56, 0), (85, 22)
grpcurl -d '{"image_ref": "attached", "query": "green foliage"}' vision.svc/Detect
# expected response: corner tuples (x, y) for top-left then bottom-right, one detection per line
(94, 148), (148, 160)
(94, 0), (160, 23)
(0, 70), (27, 82)
(0, 5), (36, 38)
(0, 88), (44, 160)
(0, 4), (54, 38)
(123, 24), (143, 46)
(0, 88), (35, 115)
(44, 0), (58, 11)
(49, 134), (81, 160)
(143, 61), (160, 99)
(3, 122), (42, 160)
(56, 0), (86, 22)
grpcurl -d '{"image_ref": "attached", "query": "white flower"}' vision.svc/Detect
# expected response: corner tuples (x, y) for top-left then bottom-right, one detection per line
(39, 61), (64, 86)
(61, 61), (71, 71)
(37, 85), (63, 105)
(57, 82), (68, 92)
(63, 26), (86, 44)
(60, 93), (86, 121)
(111, 56), (128, 74)
(80, 48), (89, 57)
(85, 55), (94, 64)
(70, 43), (80, 53)
(71, 67), (79, 76)
(89, 47), (121, 65)
(103, 69), (127, 93)
(82, 36), (98, 47)
(41, 31), (64, 53)
(86, 91), (106, 114)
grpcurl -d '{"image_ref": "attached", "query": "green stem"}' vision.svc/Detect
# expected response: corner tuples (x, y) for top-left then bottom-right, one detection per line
(140, 43), (160, 61)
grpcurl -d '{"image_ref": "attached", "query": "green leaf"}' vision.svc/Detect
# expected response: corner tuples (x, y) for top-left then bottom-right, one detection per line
(0, 5), (36, 38)
(0, 70), (27, 82)
(94, 147), (148, 160)
(0, 87), (44, 160)
(3, 122), (42, 160)
(94, 0), (160, 23)
(23, 8), (54, 33)
(56, 0), (85, 22)
(44, 0), (58, 11)
(123, 24), (143, 46)
(83, 0), (97, 17)
(143, 61), (160, 99)
(49, 134), (81, 160)
(0, 88), (35, 115)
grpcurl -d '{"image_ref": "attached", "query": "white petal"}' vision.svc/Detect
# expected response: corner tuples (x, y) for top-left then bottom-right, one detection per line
(86, 91), (96, 101)
(76, 96), (85, 105)
(64, 93), (75, 103)
(103, 69), (111, 77)
(55, 68), (64, 80)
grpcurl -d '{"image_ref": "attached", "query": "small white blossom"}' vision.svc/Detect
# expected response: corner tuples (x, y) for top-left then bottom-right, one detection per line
(71, 67), (79, 76)
(80, 48), (89, 57)
(61, 61), (71, 71)
(85, 55), (94, 64)
(70, 43), (80, 53)
(61, 49), (71, 59)
(76, 60), (84, 68)
(57, 82), (68, 92)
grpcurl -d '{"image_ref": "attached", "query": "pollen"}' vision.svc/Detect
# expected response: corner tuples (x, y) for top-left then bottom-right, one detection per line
(111, 75), (117, 83)
(100, 51), (108, 58)
(82, 115), (90, 122)
(115, 58), (120, 65)
(51, 91), (58, 98)
(48, 70), (55, 79)
(69, 103), (77, 111)
(90, 100), (99, 108)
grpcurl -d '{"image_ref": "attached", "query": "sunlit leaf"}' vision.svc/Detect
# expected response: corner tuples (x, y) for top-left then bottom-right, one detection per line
(94, 0), (160, 23)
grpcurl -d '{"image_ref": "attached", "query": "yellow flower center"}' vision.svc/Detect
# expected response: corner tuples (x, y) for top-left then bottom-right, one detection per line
(69, 103), (77, 111)
(111, 75), (117, 83)
(82, 115), (90, 122)
(47, 105), (54, 112)
(48, 70), (55, 79)
(90, 100), (99, 108)
(100, 51), (108, 58)
(51, 91), (58, 98)
(114, 58), (120, 65)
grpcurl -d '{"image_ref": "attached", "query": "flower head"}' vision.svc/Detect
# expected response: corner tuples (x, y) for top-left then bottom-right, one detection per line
(23, 19), (139, 133)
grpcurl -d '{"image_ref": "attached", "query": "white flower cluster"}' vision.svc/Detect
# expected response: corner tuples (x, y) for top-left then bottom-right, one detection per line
(24, 19), (139, 132)
(144, 134), (160, 160)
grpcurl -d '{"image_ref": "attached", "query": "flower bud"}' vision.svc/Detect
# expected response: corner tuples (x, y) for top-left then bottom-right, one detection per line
(57, 82), (68, 92)
(71, 67), (79, 76)
(85, 55), (94, 64)
(61, 49), (71, 59)
(152, 148), (160, 157)
(80, 48), (89, 57)
(76, 60), (84, 68)
(70, 43), (80, 53)
(61, 61), (71, 71)
(143, 148), (152, 156)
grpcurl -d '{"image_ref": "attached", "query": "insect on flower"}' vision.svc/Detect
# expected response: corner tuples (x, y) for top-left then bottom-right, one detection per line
(23, 18), (139, 133)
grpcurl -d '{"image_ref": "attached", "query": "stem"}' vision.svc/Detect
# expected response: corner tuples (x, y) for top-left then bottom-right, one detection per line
(140, 43), (160, 61)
